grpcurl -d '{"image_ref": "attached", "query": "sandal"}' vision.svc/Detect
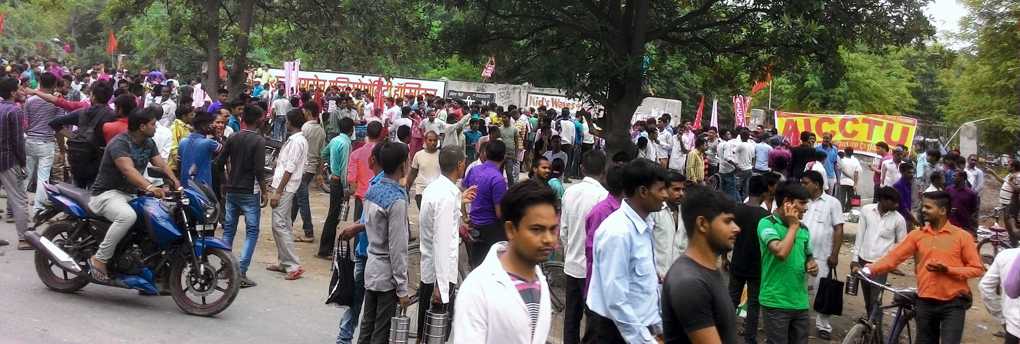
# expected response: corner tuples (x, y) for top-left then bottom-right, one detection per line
(266, 264), (286, 273)
(285, 267), (304, 280)
(88, 257), (112, 283)
(294, 236), (314, 243)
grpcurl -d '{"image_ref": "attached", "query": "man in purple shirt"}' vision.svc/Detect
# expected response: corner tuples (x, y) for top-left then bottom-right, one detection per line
(583, 165), (624, 297)
(947, 170), (979, 235)
(0, 77), (30, 249)
(893, 163), (916, 228)
(462, 140), (508, 269)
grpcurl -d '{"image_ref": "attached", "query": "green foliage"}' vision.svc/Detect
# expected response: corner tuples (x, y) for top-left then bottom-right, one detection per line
(941, 0), (1020, 153)
(0, 1), (71, 59)
(421, 55), (482, 81)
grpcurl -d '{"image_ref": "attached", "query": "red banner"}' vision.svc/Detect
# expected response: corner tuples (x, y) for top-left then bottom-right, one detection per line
(106, 31), (118, 55)
(692, 96), (705, 130)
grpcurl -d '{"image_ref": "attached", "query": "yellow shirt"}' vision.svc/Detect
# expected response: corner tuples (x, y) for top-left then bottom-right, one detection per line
(169, 119), (192, 172)
(686, 149), (705, 183)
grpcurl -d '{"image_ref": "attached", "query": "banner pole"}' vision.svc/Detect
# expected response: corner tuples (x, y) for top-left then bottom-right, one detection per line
(767, 79), (772, 111)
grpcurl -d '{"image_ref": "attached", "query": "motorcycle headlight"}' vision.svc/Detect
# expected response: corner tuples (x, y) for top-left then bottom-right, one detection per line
(204, 205), (216, 221)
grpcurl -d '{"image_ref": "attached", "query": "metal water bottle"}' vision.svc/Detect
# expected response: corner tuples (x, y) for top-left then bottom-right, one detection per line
(845, 271), (860, 296)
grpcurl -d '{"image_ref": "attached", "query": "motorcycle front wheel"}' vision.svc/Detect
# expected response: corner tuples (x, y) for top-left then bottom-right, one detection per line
(169, 248), (240, 316)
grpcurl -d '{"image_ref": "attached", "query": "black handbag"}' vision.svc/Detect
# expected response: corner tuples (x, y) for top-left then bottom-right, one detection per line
(325, 240), (356, 307)
(813, 267), (844, 316)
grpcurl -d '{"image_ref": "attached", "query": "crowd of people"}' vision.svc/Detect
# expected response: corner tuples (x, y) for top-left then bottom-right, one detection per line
(2, 58), (1020, 344)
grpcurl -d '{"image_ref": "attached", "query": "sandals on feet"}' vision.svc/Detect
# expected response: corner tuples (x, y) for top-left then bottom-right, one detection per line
(88, 258), (112, 283)
(285, 267), (304, 280)
(266, 264), (286, 273)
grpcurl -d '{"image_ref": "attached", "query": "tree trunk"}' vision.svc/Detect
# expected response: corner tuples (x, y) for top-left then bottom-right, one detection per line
(600, 0), (650, 161)
(227, 0), (256, 101)
(202, 0), (221, 101)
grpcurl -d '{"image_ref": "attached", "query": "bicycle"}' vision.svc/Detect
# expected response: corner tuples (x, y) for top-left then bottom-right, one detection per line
(540, 251), (566, 313)
(977, 206), (1015, 268)
(842, 271), (917, 344)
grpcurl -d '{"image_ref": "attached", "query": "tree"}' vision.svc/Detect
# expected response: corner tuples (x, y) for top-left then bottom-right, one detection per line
(941, 0), (1020, 153)
(442, 0), (933, 156)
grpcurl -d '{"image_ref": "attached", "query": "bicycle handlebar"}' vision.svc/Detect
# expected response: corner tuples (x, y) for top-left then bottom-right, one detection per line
(856, 270), (916, 299)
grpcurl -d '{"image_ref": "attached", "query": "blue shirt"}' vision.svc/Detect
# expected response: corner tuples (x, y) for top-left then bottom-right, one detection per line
(461, 161), (507, 226)
(178, 132), (220, 188)
(207, 100), (223, 114)
(356, 172), (385, 258)
(754, 142), (773, 171)
(816, 144), (839, 177)
(586, 200), (661, 343)
(227, 115), (241, 133)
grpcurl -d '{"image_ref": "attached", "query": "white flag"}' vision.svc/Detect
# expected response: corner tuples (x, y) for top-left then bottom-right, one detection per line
(710, 98), (719, 128)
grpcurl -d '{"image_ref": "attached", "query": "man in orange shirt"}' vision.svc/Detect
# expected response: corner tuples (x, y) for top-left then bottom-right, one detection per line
(863, 191), (984, 343)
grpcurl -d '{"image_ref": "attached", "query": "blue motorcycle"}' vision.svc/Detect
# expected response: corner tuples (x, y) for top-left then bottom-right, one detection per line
(26, 174), (240, 316)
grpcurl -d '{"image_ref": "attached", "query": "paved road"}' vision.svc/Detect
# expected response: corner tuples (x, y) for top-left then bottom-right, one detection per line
(0, 221), (347, 344)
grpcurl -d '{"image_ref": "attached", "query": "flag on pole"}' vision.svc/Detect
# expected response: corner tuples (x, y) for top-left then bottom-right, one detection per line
(709, 98), (719, 128)
(106, 31), (118, 55)
(732, 95), (752, 128)
(0, 13), (6, 34)
(481, 56), (495, 79)
(692, 96), (705, 130)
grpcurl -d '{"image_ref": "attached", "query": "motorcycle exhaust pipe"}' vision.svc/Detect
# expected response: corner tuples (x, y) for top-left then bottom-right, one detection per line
(23, 231), (84, 275)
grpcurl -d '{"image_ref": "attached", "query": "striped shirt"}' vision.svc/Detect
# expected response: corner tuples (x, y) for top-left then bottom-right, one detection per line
(24, 95), (65, 141)
(0, 100), (27, 172)
(508, 272), (542, 338)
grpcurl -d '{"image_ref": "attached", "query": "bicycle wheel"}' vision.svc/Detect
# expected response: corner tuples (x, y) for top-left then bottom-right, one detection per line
(978, 239), (1001, 268)
(841, 324), (872, 344)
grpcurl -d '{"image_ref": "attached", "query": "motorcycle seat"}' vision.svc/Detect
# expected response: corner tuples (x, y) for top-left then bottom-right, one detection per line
(55, 183), (92, 210)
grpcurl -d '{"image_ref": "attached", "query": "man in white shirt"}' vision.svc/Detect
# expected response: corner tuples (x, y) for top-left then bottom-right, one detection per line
(881, 146), (905, 187)
(267, 110), (309, 280)
(966, 155), (985, 194)
(418, 144), (477, 343)
(837, 147), (863, 212)
(980, 246), (1020, 343)
(406, 131), (442, 209)
(651, 171), (687, 278)
(559, 151), (608, 344)
(729, 129), (756, 200)
(799, 170), (845, 340)
(453, 180), (556, 344)
(270, 89), (292, 142)
(158, 86), (177, 127)
(384, 97), (402, 126)
(849, 186), (906, 325)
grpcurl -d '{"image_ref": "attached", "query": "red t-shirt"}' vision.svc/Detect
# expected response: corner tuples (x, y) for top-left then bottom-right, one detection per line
(102, 117), (129, 143)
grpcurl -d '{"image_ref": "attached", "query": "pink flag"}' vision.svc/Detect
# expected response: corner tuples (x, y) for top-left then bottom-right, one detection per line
(732, 95), (752, 128)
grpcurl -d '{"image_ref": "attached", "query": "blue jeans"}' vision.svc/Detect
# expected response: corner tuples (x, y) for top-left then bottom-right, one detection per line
(290, 172), (314, 236)
(337, 255), (366, 344)
(26, 139), (55, 212)
(721, 172), (739, 201)
(223, 193), (261, 274)
(271, 116), (287, 142)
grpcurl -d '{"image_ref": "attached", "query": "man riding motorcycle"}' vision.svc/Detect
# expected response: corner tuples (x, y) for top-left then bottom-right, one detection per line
(87, 106), (179, 282)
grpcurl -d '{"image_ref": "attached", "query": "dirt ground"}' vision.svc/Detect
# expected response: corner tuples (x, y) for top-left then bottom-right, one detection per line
(229, 172), (1008, 344)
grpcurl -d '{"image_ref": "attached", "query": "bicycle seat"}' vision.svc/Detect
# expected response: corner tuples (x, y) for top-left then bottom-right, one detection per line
(893, 290), (917, 305)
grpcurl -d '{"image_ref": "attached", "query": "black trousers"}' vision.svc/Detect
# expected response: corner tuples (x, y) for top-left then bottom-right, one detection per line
(415, 281), (455, 343)
(318, 179), (345, 256)
(916, 296), (970, 344)
(564, 276), (585, 344)
(582, 308), (626, 344)
(838, 185), (855, 212)
(728, 273), (761, 344)
(1006, 331), (1019, 344)
(469, 223), (506, 269)
(358, 289), (398, 344)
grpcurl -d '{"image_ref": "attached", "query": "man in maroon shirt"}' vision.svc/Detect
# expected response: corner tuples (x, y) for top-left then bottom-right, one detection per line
(947, 171), (979, 236)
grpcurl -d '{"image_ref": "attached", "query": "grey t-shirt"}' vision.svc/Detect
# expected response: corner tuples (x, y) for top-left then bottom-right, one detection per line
(91, 133), (159, 195)
(662, 256), (738, 344)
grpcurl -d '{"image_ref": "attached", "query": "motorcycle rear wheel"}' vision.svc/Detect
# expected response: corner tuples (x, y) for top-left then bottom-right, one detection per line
(169, 248), (240, 316)
(33, 222), (90, 293)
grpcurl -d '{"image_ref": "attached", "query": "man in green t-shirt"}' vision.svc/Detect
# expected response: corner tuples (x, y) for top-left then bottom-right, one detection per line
(757, 181), (818, 344)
